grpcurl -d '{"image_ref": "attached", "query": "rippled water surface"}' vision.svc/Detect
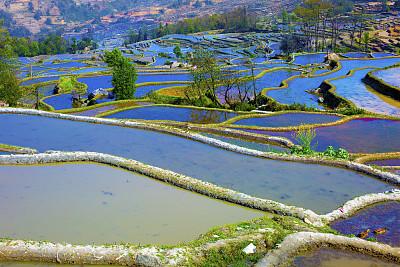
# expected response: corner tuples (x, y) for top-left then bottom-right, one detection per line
(0, 114), (394, 214)
(374, 67), (400, 87)
(331, 68), (400, 116)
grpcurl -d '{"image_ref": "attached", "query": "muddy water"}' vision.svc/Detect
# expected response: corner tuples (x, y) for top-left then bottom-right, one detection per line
(330, 201), (400, 247)
(0, 163), (265, 245)
(292, 248), (400, 266)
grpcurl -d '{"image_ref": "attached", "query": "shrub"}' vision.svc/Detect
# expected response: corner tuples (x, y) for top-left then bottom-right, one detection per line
(291, 124), (317, 155)
(291, 146), (301, 155)
(337, 107), (366, 115)
(324, 146), (336, 157)
(335, 148), (349, 160)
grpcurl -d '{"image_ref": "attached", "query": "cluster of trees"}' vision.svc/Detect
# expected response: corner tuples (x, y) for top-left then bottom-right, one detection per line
(124, 24), (152, 45)
(184, 50), (257, 110)
(125, 7), (257, 45)
(162, 7), (256, 34)
(0, 22), (21, 106)
(279, 0), (373, 53)
(12, 35), (97, 57)
(104, 49), (137, 100)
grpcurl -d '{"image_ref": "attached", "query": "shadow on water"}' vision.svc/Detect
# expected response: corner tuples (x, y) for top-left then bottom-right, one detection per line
(104, 106), (238, 124)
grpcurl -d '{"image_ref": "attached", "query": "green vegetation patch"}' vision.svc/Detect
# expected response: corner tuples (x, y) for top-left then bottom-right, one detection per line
(58, 76), (87, 95)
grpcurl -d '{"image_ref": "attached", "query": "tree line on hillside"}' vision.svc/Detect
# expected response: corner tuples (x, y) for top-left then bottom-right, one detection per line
(279, 0), (377, 54)
(12, 35), (97, 57)
(124, 7), (256, 45)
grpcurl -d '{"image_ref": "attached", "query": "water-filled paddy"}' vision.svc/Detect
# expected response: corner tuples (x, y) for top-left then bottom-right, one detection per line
(342, 52), (368, 59)
(104, 106), (238, 123)
(68, 67), (107, 74)
(267, 58), (400, 108)
(257, 69), (302, 91)
(0, 114), (394, 214)
(152, 57), (172, 66)
(41, 62), (88, 69)
(367, 159), (400, 166)
(232, 113), (341, 128)
(292, 248), (399, 266)
(78, 76), (113, 91)
(42, 94), (74, 110)
(293, 53), (326, 65)
(330, 201), (400, 247)
(373, 53), (396, 58)
(200, 133), (289, 153)
(330, 68), (400, 116)
(234, 118), (400, 153)
(312, 68), (330, 75)
(374, 67), (400, 87)
(136, 73), (189, 84)
(0, 163), (264, 245)
(19, 76), (63, 86)
(70, 102), (154, 116)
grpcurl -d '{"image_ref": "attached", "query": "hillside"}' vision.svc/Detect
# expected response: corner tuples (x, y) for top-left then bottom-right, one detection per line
(0, 0), (294, 36)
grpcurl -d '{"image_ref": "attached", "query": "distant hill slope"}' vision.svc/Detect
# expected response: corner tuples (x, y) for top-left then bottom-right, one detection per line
(0, 0), (294, 36)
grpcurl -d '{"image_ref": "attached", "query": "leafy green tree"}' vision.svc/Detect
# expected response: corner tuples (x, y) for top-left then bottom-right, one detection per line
(104, 49), (137, 100)
(281, 9), (289, 24)
(363, 32), (370, 51)
(0, 21), (21, 106)
(186, 50), (222, 107)
(173, 45), (182, 58)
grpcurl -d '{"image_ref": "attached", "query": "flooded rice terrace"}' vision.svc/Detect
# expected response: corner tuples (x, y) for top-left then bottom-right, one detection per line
(3, 31), (400, 265)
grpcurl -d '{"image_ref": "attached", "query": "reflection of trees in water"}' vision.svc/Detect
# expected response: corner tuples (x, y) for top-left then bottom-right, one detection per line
(22, 84), (52, 105)
(189, 109), (231, 124)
